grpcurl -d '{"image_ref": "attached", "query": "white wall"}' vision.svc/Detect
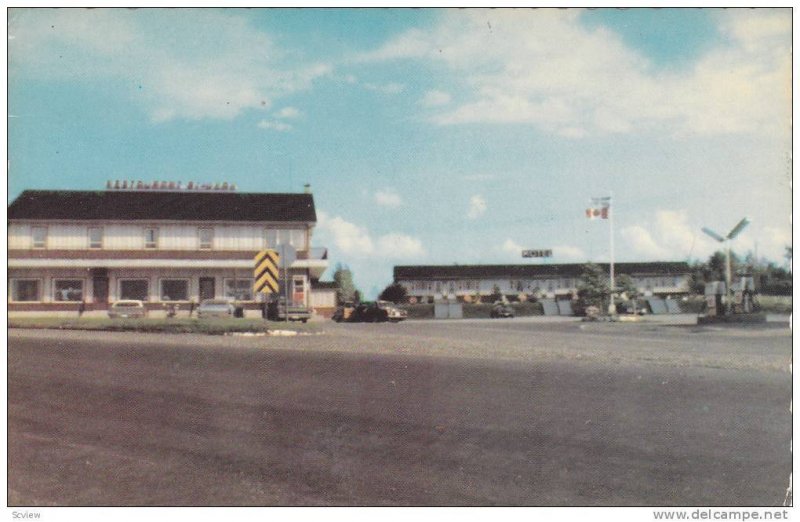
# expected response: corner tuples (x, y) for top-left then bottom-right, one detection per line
(9, 222), (311, 251)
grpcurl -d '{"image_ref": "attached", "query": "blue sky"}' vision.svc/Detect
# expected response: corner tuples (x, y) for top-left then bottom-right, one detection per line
(8, 8), (792, 298)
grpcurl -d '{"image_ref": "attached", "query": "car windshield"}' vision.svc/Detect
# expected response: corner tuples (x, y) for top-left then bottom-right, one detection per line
(113, 302), (142, 308)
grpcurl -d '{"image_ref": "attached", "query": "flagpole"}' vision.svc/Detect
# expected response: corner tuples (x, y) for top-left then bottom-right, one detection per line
(608, 192), (615, 315)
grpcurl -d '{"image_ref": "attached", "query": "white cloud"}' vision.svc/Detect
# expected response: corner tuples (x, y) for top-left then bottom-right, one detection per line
(316, 211), (425, 260)
(553, 245), (586, 261)
(9, 9), (331, 122)
(620, 225), (670, 259)
(377, 234), (426, 259)
(374, 189), (403, 208)
(363, 9), (790, 137)
(363, 82), (405, 95)
(420, 90), (452, 107)
(467, 194), (487, 219)
(502, 238), (523, 255)
(275, 106), (302, 119)
(257, 119), (292, 132)
(317, 211), (375, 255)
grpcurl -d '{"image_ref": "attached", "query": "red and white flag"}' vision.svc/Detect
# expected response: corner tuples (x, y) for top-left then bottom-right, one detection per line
(586, 196), (611, 220)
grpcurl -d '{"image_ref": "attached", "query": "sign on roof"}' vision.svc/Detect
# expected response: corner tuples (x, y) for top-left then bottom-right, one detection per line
(522, 249), (553, 258)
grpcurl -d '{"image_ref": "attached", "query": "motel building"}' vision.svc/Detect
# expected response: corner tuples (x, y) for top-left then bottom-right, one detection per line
(394, 262), (692, 303)
(8, 183), (331, 317)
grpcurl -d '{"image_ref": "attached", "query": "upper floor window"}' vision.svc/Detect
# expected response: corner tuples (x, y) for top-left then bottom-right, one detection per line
(266, 228), (307, 249)
(198, 227), (214, 250)
(144, 227), (158, 249)
(32, 226), (47, 249)
(88, 227), (103, 249)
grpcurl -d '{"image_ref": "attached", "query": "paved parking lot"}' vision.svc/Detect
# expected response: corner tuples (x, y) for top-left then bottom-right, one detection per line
(8, 317), (792, 506)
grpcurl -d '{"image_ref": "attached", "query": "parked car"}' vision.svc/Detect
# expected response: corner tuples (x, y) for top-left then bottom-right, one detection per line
(108, 300), (148, 319)
(332, 301), (355, 322)
(348, 301), (408, 323)
(197, 299), (235, 319)
(490, 301), (515, 318)
(266, 297), (311, 323)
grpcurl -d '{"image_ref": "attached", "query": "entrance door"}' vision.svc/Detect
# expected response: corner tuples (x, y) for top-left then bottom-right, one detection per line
(199, 277), (215, 301)
(93, 277), (109, 304)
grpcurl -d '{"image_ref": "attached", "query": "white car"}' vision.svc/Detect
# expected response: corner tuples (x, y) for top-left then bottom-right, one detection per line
(108, 300), (148, 319)
(197, 299), (235, 319)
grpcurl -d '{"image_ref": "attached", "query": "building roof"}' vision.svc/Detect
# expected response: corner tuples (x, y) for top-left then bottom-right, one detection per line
(7, 190), (317, 223)
(394, 262), (691, 280)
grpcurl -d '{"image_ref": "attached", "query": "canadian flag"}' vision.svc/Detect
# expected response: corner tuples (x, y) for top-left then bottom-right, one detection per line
(586, 207), (609, 219)
(586, 197), (611, 219)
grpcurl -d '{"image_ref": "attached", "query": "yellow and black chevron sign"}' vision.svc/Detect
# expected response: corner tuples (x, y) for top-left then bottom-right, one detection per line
(254, 249), (280, 294)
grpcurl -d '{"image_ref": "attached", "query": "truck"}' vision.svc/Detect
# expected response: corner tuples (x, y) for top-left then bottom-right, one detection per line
(265, 297), (311, 323)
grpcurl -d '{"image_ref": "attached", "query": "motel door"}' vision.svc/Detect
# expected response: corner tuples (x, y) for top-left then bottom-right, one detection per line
(292, 277), (305, 307)
(199, 277), (215, 301)
(93, 277), (109, 304)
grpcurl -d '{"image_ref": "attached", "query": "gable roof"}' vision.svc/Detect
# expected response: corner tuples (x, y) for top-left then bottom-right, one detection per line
(8, 190), (317, 223)
(394, 262), (691, 281)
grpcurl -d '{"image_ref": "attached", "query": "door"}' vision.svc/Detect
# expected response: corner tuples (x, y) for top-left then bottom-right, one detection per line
(93, 277), (109, 304)
(199, 277), (215, 301)
(292, 277), (305, 306)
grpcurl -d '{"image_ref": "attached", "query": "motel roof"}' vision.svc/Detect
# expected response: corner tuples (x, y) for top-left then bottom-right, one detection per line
(394, 262), (691, 281)
(8, 190), (317, 223)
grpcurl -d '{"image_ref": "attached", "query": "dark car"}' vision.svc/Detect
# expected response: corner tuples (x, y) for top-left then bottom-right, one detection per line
(348, 301), (407, 323)
(490, 301), (515, 318)
(332, 301), (355, 322)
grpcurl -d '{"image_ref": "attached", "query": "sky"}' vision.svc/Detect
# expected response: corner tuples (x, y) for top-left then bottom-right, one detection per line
(7, 8), (793, 298)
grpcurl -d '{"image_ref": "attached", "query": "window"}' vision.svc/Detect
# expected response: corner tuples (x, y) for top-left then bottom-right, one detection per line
(161, 279), (189, 301)
(198, 228), (214, 250)
(11, 279), (41, 302)
(54, 279), (84, 302)
(144, 228), (158, 249)
(119, 279), (149, 301)
(224, 278), (254, 301)
(266, 228), (307, 249)
(32, 226), (47, 249)
(88, 227), (103, 249)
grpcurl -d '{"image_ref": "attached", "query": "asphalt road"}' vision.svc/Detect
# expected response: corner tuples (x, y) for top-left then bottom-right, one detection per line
(8, 318), (792, 506)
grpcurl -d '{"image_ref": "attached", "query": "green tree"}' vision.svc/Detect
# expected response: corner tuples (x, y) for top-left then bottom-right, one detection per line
(577, 263), (610, 311)
(333, 264), (357, 304)
(379, 283), (408, 304)
(616, 274), (638, 300)
(487, 284), (503, 303)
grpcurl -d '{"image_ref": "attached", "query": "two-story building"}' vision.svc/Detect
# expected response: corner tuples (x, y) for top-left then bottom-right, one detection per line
(8, 187), (329, 315)
(394, 262), (692, 303)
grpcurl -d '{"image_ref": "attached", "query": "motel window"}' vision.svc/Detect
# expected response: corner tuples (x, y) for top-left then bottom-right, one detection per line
(144, 228), (158, 249)
(198, 227), (214, 250)
(224, 279), (254, 301)
(54, 279), (84, 302)
(32, 226), (47, 249)
(88, 227), (103, 249)
(161, 279), (189, 301)
(119, 279), (149, 301)
(11, 279), (41, 302)
(266, 229), (307, 249)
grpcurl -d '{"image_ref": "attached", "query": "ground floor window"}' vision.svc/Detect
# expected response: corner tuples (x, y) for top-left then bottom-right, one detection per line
(161, 279), (189, 301)
(224, 278), (254, 301)
(11, 279), (41, 302)
(54, 279), (84, 302)
(119, 279), (149, 301)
